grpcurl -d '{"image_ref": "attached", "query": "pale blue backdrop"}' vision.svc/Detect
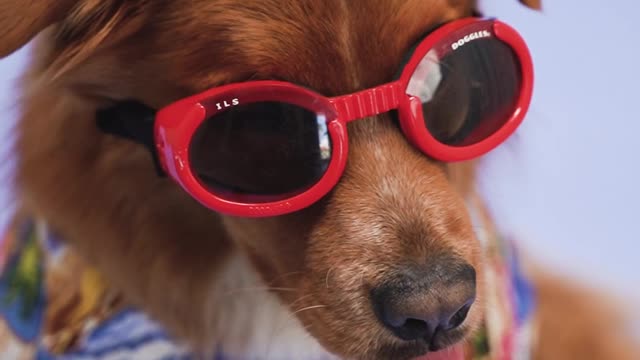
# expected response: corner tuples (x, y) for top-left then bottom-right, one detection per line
(0, 0), (638, 327)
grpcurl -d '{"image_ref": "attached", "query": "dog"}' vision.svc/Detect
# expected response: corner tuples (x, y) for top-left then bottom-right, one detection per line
(0, 0), (638, 359)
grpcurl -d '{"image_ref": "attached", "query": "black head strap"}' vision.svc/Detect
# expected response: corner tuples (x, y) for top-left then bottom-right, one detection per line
(96, 100), (166, 176)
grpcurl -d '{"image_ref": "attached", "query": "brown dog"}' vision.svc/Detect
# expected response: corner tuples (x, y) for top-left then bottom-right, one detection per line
(0, 0), (638, 359)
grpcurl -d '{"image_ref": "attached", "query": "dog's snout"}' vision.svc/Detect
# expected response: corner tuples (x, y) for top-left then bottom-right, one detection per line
(370, 259), (476, 347)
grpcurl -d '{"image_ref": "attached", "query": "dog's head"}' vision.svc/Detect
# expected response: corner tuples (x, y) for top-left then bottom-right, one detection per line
(1, 0), (539, 359)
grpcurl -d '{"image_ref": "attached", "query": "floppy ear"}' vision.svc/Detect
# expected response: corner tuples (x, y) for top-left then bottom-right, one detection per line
(50, 0), (150, 78)
(0, 0), (79, 58)
(519, 0), (542, 10)
(1, 0), (150, 78)
(0, 0), (152, 79)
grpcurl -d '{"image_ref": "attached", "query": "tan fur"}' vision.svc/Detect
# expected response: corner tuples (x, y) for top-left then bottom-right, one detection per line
(0, 0), (637, 358)
(531, 272), (640, 360)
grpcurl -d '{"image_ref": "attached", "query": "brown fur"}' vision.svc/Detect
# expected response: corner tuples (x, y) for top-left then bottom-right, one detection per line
(0, 0), (637, 358)
(531, 271), (640, 360)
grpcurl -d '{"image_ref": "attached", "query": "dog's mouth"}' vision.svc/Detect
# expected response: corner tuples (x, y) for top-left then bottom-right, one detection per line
(374, 327), (468, 360)
(376, 342), (465, 360)
(414, 344), (465, 360)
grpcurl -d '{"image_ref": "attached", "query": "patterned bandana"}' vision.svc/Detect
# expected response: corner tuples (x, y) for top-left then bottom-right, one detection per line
(0, 196), (536, 359)
(463, 194), (538, 360)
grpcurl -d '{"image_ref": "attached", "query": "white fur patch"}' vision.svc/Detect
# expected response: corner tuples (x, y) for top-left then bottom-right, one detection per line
(210, 252), (339, 360)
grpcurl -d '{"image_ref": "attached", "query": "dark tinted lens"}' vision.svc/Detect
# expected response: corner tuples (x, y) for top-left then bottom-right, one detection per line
(407, 37), (521, 146)
(189, 101), (332, 202)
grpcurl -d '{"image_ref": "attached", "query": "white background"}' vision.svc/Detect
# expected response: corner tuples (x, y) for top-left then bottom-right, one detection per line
(0, 0), (638, 328)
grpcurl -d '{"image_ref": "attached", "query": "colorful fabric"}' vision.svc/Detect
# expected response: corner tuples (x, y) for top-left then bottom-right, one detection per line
(465, 195), (538, 360)
(0, 199), (536, 359)
(0, 220), (189, 359)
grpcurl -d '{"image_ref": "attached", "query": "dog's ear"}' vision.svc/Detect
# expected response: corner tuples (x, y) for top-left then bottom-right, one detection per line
(518, 0), (542, 10)
(50, 0), (150, 78)
(0, 0), (79, 58)
(1, 0), (150, 77)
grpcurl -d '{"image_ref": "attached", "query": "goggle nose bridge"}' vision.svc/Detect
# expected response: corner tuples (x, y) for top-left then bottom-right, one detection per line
(329, 82), (404, 123)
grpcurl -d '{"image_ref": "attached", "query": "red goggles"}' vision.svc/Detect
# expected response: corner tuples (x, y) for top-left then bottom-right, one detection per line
(98, 18), (533, 218)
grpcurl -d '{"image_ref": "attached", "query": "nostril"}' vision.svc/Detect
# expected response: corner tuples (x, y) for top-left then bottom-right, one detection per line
(383, 316), (434, 342)
(401, 318), (431, 339)
(447, 302), (472, 330)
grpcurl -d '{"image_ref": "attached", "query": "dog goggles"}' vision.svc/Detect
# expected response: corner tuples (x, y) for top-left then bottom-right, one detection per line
(97, 17), (533, 218)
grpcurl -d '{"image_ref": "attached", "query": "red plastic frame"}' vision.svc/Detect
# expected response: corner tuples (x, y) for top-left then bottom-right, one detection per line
(155, 18), (534, 217)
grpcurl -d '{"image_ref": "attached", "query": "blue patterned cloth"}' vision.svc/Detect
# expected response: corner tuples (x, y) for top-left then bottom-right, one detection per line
(0, 220), (197, 359)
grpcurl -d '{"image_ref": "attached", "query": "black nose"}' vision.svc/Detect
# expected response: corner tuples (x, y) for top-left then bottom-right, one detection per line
(370, 259), (476, 346)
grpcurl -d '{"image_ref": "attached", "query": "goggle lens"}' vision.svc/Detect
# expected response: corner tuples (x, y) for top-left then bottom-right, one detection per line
(407, 36), (522, 146)
(189, 101), (333, 202)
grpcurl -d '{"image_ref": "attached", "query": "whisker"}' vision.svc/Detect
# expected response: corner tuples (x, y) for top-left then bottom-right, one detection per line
(291, 304), (327, 316)
(325, 266), (335, 289)
(288, 294), (314, 309)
